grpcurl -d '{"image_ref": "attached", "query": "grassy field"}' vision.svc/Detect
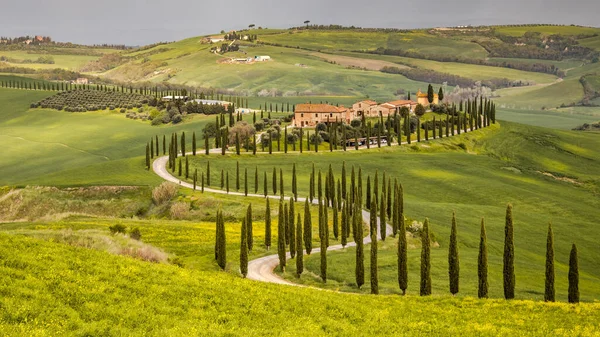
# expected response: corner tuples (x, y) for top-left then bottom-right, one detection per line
(495, 77), (585, 110)
(340, 52), (558, 84)
(495, 25), (600, 37)
(257, 30), (489, 58)
(497, 107), (600, 129)
(2, 231), (599, 336)
(0, 50), (105, 71)
(181, 122), (600, 301)
(579, 35), (600, 51)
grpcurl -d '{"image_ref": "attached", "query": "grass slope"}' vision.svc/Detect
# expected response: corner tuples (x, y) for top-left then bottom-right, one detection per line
(2, 232), (599, 336)
(182, 122), (600, 300)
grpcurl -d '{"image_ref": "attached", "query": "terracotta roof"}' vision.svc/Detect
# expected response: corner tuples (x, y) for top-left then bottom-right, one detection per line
(295, 104), (347, 113)
(386, 100), (418, 106)
(358, 100), (378, 105)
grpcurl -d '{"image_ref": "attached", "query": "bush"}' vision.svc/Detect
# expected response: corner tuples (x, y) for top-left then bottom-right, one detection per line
(109, 224), (127, 234)
(170, 202), (190, 220)
(151, 117), (164, 126)
(350, 119), (362, 128)
(130, 228), (142, 241)
(316, 123), (327, 132)
(254, 121), (265, 131)
(152, 182), (178, 205)
(172, 114), (182, 124)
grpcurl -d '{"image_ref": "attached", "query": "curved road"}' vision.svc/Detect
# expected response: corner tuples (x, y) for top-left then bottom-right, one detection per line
(153, 153), (393, 286)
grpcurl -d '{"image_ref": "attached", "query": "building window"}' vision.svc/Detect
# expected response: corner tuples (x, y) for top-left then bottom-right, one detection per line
(330, 113), (333, 117)
(301, 113), (304, 117)
(315, 113), (318, 117)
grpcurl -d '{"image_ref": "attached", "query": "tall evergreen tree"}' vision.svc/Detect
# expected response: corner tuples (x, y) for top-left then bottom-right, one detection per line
(333, 200), (339, 240)
(217, 211), (226, 270)
(320, 213), (327, 283)
(296, 213), (303, 277)
(420, 218), (432, 296)
(427, 84), (434, 104)
(355, 200), (365, 289)
(398, 208), (408, 295)
(304, 199), (312, 254)
(277, 201), (286, 272)
(206, 161), (211, 186)
(244, 168), (248, 196)
(240, 218), (248, 278)
(181, 132), (186, 157)
(568, 244), (579, 303)
(545, 223), (555, 302)
(283, 203), (289, 246)
(192, 132), (197, 156)
(254, 166), (259, 194)
(272, 167), (277, 195)
(449, 212), (460, 295)
(236, 161), (240, 191)
(289, 200), (296, 258)
(265, 198), (272, 250)
(145, 143), (150, 170)
(292, 163), (298, 201)
(246, 204), (253, 251)
(370, 207), (379, 295)
(503, 204), (515, 299)
(380, 195), (386, 241)
(478, 218), (488, 299)
(263, 171), (268, 196)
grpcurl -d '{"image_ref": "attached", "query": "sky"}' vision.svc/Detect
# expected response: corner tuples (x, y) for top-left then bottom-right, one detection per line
(1, 0), (599, 46)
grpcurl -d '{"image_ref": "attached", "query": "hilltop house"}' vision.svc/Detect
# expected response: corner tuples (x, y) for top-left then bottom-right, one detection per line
(352, 100), (378, 116)
(416, 89), (439, 106)
(254, 55), (271, 62)
(366, 100), (418, 117)
(74, 78), (89, 85)
(292, 104), (353, 127)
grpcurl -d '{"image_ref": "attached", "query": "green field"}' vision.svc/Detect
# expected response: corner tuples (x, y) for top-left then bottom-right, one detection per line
(0, 50), (104, 70)
(495, 25), (600, 37)
(579, 35), (600, 51)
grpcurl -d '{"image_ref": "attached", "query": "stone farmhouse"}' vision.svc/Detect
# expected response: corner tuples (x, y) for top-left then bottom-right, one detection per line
(292, 98), (421, 127)
(416, 89), (439, 105)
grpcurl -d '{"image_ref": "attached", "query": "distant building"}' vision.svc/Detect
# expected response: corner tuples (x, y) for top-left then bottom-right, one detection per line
(162, 95), (189, 102)
(254, 55), (271, 62)
(368, 100), (418, 117)
(416, 89), (439, 106)
(292, 104), (353, 127)
(193, 99), (231, 109)
(352, 100), (378, 116)
(74, 78), (89, 85)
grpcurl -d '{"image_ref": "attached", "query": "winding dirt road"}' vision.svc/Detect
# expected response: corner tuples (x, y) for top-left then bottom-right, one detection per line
(152, 153), (393, 286)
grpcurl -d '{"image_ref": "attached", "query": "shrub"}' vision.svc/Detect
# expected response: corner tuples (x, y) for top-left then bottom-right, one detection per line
(109, 224), (127, 234)
(152, 182), (178, 205)
(170, 202), (190, 220)
(172, 114), (182, 124)
(130, 227), (142, 241)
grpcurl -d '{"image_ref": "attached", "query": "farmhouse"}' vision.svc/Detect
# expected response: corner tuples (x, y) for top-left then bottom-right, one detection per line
(365, 100), (418, 117)
(292, 103), (353, 127)
(416, 89), (439, 105)
(193, 99), (232, 109)
(74, 78), (89, 85)
(254, 55), (271, 62)
(162, 95), (189, 102)
(352, 100), (378, 116)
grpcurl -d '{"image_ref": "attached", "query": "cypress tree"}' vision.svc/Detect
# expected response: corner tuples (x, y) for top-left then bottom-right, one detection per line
(449, 212), (459, 295)
(289, 200), (295, 258)
(193, 169), (197, 190)
(246, 204), (253, 251)
(341, 200), (348, 247)
(398, 208), (407, 295)
(150, 140), (154, 159)
(244, 168), (248, 196)
(201, 172), (205, 192)
(236, 161), (240, 191)
(145, 143), (150, 170)
(279, 168), (284, 197)
(320, 214), (327, 282)
(370, 224), (378, 294)
(254, 166), (259, 194)
(178, 158), (182, 177)
(283, 203), (289, 246)
(292, 163), (298, 201)
(277, 201), (286, 272)
(420, 218), (432, 296)
(370, 197), (377, 237)
(380, 194), (386, 241)
(181, 132), (186, 157)
(235, 133), (240, 155)
(503, 204), (515, 299)
(386, 178), (392, 220)
(478, 218), (488, 299)
(215, 211), (221, 261)
(185, 156), (189, 179)
(304, 199), (312, 254)
(217, 211), (226, 270)
(366, 176), (371, 209)
(568, 244), (579, 304)
(226, 171), (229, 193)
(333, 200), (339, 240)
(263, 171), (268, 197)
(545, 223), (555, 302)
(265, 199), (272, 249)
(163, 135), (166, 155)
(318, 170), (323, 201)
(207, 161), (211, 186)
(272, 167), (277, 195)
(221, 170), (224, 188)
(296, 213), (303, 277)
(355, 201), (364, 288)
(192, 132), (197, 156)
(240, 217), (248, 278)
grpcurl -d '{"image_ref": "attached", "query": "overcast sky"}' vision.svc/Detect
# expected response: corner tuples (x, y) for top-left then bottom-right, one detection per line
(1, 0), (599, 45)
